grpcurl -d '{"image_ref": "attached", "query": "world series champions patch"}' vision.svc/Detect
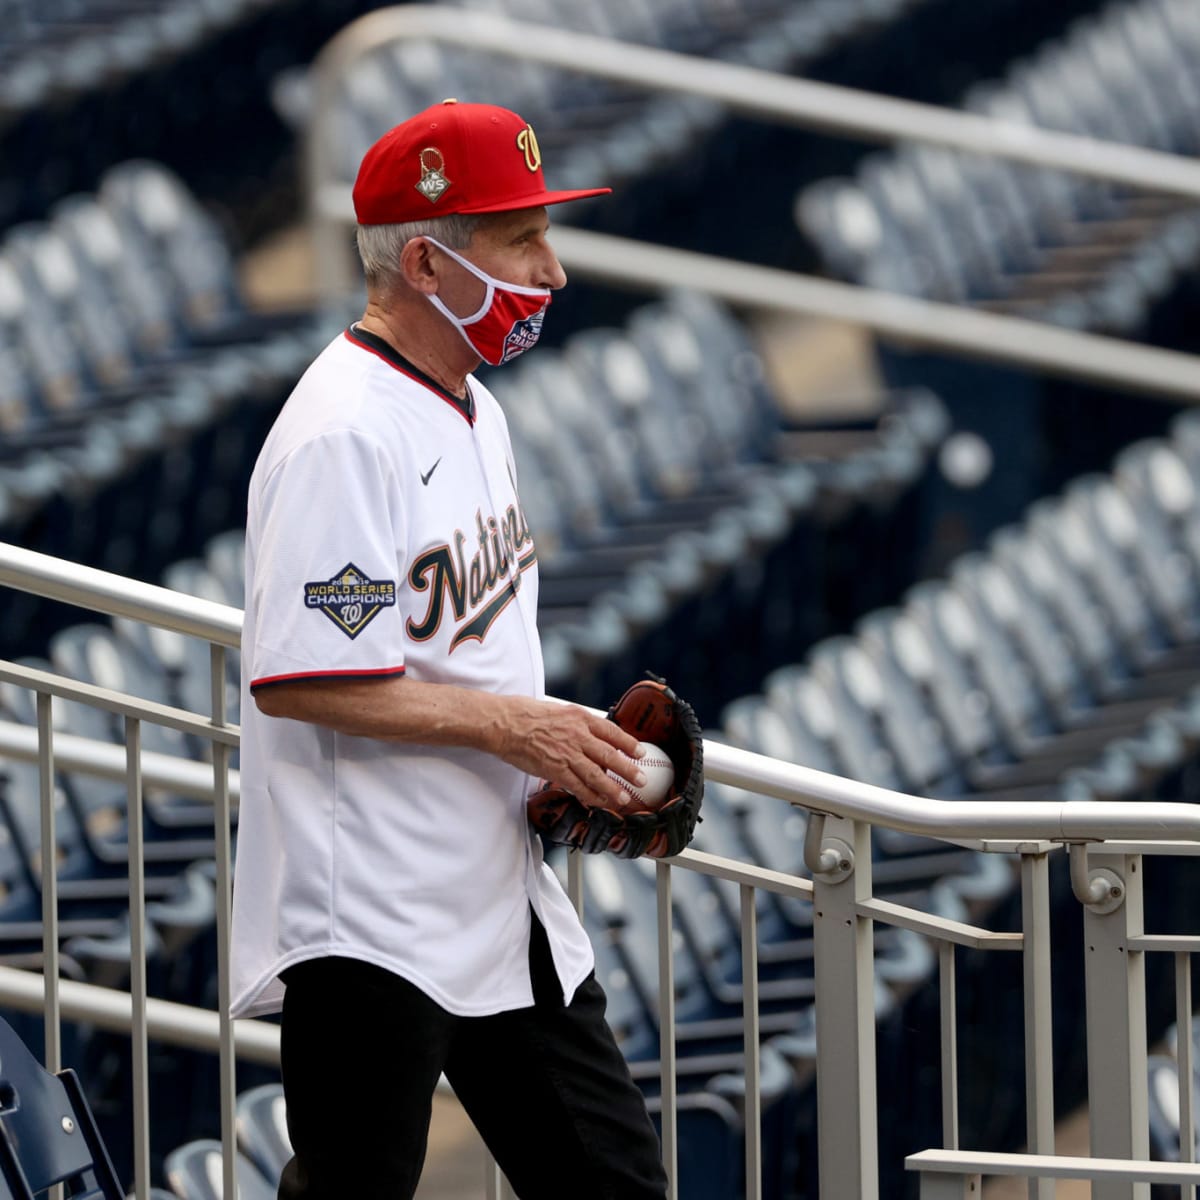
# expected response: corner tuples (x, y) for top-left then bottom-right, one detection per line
(304, 563), (396, 639)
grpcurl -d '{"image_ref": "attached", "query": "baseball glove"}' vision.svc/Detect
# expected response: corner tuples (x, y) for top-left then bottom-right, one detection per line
(527, 676), (704, 859)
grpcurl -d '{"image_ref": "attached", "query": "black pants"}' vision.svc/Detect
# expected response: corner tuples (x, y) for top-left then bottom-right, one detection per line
(277, 919), (668, 1200)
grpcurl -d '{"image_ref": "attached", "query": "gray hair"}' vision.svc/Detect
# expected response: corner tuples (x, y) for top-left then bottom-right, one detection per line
(356, 214), (484, 287)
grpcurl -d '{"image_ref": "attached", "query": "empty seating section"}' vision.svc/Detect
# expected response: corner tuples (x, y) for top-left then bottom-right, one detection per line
(798, 0), (1200, 575)
(124, 403), (1200, 1192)
(3, 0), (1200, 1195)
(276, 0), (1110, 281)
(0, 0), (405, 242)
(0, 0), (273, 113)
(723, 413), (1200, 1184)
(799, 0), (1200, 335)
(0, 160), (341, 633)
(273, 0), (936, 226)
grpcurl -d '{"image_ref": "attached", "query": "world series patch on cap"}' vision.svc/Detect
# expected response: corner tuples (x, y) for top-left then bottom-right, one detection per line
(352, 99), (611, 225)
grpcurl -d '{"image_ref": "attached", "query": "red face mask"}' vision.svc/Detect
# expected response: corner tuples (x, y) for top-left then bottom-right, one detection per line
(424, 237), (552, 366)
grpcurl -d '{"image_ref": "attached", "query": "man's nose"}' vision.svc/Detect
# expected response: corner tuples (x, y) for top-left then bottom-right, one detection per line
(541, 244), (568, 291)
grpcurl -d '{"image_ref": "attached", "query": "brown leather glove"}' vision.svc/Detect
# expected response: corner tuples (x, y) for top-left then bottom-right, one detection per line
(527, 676), (704, 859)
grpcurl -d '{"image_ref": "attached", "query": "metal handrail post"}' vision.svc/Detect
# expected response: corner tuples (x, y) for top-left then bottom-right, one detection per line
(920, 1173), (982, 1200)
(1082, 850), (1150, 1200)
(35, 692), (60, 1075)
(484, 1161), (501, 1199)
(1021, 852), (1056, 1200)
(126, 719), (150, 1200)
(210, 645), (239, 1200)
(1175, 952), (1195, 1200)
(657, 862), (679, 1200)
(741, 883), (762, 1200)
(812, 817), (877, 1200)
(938, 942), (959, 1151)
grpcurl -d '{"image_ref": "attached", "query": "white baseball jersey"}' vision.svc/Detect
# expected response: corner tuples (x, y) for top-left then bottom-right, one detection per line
(229, 325), (594, 1019)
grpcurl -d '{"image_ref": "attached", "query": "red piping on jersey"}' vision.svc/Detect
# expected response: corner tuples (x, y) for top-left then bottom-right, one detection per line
(343, 329), (475, 427)
(250, 665), (407, 690)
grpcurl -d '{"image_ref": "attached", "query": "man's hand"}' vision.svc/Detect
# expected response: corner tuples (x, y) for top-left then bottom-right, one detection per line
(485, 696), (647, 809)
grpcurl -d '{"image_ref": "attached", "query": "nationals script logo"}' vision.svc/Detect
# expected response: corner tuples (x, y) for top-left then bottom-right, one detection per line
(407, 502), (536, 650)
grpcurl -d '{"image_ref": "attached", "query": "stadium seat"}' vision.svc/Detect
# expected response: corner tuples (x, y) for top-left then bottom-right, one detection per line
(1145, 1015), (1200, 1169)
(893, 579), (1175, 790)
(725, 674), (1013, 908)
(1148, 1053), (1192, 1165)
(62, 914), (165, 993)
(0, 1012), (123, 1200)
(164, 1139), (275, 1200)
(653, 1044), (801, 1200)
(234, 1084), (291, 1185)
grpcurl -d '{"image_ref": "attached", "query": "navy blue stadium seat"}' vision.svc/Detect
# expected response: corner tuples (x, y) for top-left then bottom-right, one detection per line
(0, 1012), (122, 1200)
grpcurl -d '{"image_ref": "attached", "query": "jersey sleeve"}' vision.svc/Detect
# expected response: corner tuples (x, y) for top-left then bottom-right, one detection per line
(247, 428), (408, 691)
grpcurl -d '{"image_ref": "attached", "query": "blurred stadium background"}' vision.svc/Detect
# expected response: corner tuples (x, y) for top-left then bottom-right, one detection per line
(2, 0), (1200, 1196)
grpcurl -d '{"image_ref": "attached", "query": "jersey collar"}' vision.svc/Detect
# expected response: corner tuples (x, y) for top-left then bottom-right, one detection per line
(344, 324), (476, 425)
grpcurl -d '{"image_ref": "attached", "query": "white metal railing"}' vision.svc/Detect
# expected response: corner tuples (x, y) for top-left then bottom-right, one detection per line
(304, 6), (1200, 405)
(5, 544), (1200, 1200)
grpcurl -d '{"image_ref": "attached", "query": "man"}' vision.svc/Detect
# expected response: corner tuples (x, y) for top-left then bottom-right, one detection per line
(229, 100), (669, 1200)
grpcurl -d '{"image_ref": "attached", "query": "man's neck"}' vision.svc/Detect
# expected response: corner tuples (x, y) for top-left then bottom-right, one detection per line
(357, 301), (478, 399)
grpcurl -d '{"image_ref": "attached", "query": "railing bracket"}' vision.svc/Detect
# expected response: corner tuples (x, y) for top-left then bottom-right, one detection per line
(1069, 843), (1125, 913)
(803, 811), (855, 883)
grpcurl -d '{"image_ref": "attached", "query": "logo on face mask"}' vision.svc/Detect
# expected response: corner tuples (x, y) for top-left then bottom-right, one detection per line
(501, 309), (546, 363)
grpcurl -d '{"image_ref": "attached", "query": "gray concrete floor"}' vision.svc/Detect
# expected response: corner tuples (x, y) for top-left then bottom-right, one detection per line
(416, 1095), (488, 1199)
(982, 1108), (1091, 1199)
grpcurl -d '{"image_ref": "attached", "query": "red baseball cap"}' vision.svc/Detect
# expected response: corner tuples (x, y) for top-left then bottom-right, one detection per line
(352, 99), (611, 225)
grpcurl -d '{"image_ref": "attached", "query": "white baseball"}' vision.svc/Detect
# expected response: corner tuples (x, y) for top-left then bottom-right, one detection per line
(608, 741), (674, 810)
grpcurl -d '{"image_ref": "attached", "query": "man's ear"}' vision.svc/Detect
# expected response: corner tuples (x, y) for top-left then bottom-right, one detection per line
(399, 237), (439, 294)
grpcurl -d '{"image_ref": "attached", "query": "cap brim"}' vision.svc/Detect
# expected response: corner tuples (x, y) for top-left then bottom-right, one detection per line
(455, 186), (612, 214)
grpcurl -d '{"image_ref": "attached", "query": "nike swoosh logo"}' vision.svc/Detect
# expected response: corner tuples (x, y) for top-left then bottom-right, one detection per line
(420, 457), (442, 486)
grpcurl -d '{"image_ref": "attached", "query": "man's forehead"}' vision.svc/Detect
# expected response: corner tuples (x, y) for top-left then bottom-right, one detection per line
(478, 206), (550, 239)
